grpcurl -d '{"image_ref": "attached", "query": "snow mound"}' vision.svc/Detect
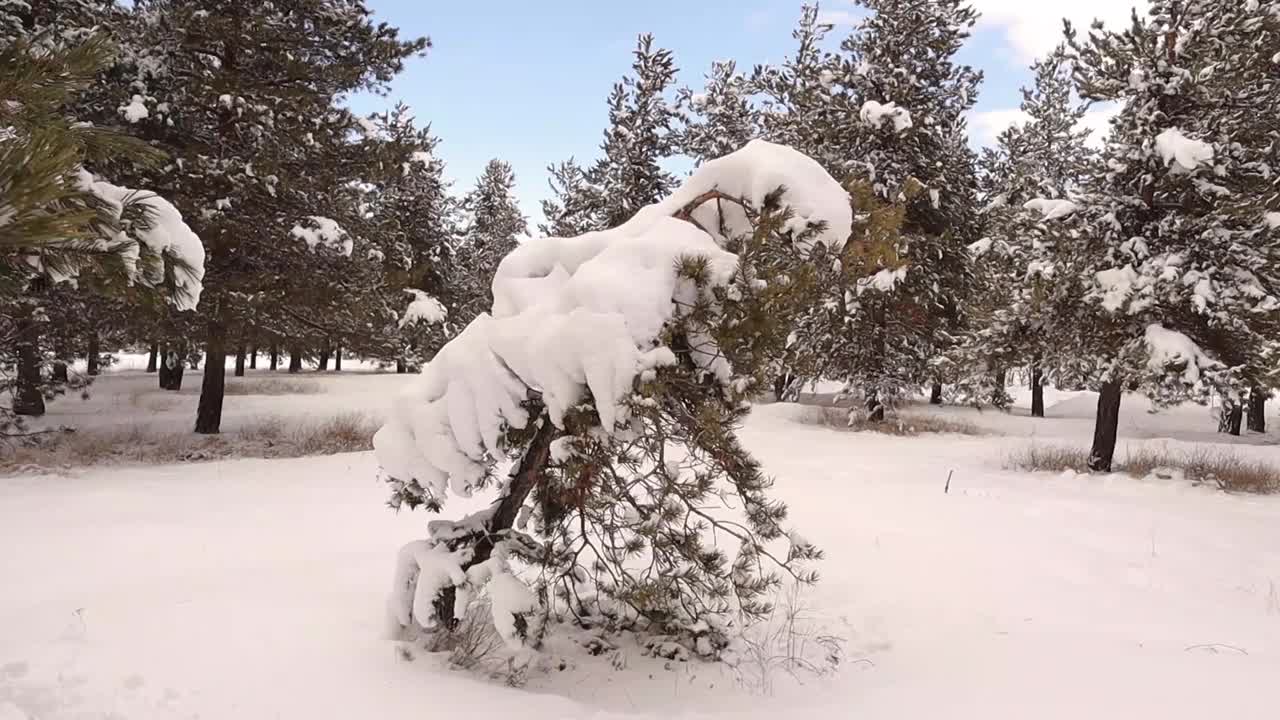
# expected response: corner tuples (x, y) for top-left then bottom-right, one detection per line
(860, 101), (913, 132)
(375, 140), (851, 504)
(74, 170), (206, 310)
(1023, 198), (1079, 220)
(1155, 128), (1214, 171)
(399, 289), (447, 329)
(290, 216), (352, 257)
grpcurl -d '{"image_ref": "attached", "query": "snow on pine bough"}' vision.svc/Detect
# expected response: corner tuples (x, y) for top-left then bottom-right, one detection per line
(377, 141), (852, 661)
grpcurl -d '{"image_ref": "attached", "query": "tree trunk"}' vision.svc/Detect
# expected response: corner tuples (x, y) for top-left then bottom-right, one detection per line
(992, 368), (1007, 406)
(234, 344), (246, 377)
(195, 321), (228, 434)
(249, 348), (257, 370)
(160, 346), (185, 391)
(396, 359), (407, 374)
(1031, 365), (1045, 418)
(1087, 380), (1123, 473)
(52, 361), (68, 384)
(269, 346), (279, 371)
(189, 352), (200, 370)
(13, 316), (45, 416)
(146, 343), (158, 373)
(288, 346), (303, 374)
(1220, 400), (1243, 436)
(318, 345), (330, 371)
(334, 345), (342, 372)
(929, 381), (943, 405)
(432, 419), (557, 627)
(865, 389), (885, 423)
(158, 347), (172, 389)
(1247, 388), (1267, 434)
(85, 332), (100, 376)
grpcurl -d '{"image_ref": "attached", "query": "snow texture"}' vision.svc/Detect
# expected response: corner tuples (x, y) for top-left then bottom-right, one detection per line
(118, 95), (148, 123)
(1155, 128), (1214, 171)
(1022, 198), (1079, 220)
(399, 289), (447, 329)
(859, 101), (913, 132)
(374, 141), (852, 503)
(1094, 265), (1141, 313)
(290, 216), (353, 257)
(74, 170), (205, 310)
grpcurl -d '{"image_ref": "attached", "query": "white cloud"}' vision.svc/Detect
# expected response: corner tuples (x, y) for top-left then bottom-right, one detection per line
(971, 1), (1149, 61)
(970, 103), (1120, 149)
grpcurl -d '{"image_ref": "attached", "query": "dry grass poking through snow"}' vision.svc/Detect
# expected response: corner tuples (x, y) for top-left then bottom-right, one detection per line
(222, 378), (324, 396)
(0, 412), (378, 474)
(1007, 444), (1280, 494)
(798, 406), (986, 437)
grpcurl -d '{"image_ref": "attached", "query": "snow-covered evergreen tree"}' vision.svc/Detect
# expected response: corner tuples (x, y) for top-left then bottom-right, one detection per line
(378, 141), (847, 660)
(587, 34), (680, 229)
(539, 158), (602, 238)
(678, 60), (758, 165)
(949, 46), (1096, 413)
(456, 159), (528, 322)
(1051, 0), (1280, 468)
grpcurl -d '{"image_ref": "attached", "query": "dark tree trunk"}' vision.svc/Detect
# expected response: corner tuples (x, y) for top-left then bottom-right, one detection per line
(334, 345), (342, 372)
(1031, 365), (1045, 418)
(160, 346), (185, 391)
(318, 345), (330, 371)
(432, 420), (557, 627)
(865, 390), (885, 423)
(249, 348), (257, 370)
(52, 361), (68, 384)
(1087, 380), (1123, 472)
(396, 359), (407, 374)
(195, 321), (228, 434)
(288, 346), (303, 374)
(86, 332), (100, 376)
(13, 316), (45, 416)
(146, 343), (158, 373)
(992, 368), (1007, 406)
(929, 381), (943, 405)
(234, 344), (246, 377)
(269, 346), (279, 371)
(188, 352), (200, 370)
(1220, 401), (1243, 436)
(1247, 388), (1267, 434)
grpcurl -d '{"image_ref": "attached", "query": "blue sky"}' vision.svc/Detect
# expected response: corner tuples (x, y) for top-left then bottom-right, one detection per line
(350, 1), (1145, 225)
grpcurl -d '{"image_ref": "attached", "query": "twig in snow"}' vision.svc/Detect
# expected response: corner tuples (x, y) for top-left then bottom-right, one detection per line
(944, 469), (953, 494)
(1184, 643), (1248, 655)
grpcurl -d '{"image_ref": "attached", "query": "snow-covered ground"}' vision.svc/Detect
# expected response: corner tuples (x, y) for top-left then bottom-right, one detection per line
(3, 374), (1279, 718)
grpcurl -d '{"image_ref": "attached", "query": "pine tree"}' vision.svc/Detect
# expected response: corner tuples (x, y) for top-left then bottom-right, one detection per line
(678, 60), (758, 164)
(456, 159), (528, 322)
(1056, 0), (1280, 468)
(588, 34), (680, 229)
(113, 0), (426, 434)
(949, 46), (1096, 413)
(539, 158), (601, 238)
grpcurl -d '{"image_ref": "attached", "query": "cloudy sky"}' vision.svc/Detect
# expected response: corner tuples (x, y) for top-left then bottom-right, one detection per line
(354, 1), (1148, 223)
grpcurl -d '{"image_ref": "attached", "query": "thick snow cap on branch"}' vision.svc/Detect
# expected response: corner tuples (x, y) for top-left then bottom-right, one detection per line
(290, 216), (353, 257)
(374, 140), (852, 504)
(399, 289), (447, 329)
(1144, 324), (1220, 386)
(860, 101), (913, 132)
(1023, 198), (1079, 220)
(75, 170), (206, 311)
(1155, 129), (1214, 172)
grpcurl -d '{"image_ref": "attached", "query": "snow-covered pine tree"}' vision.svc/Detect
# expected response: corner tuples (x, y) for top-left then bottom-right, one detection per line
(587, 34), (680, 229)
(950, 46), (1096, 414)
(1, 11), (204, 428)
(378, 141), (848, 660)
(784, 0), (984, 418)
(678, 60), (758, 165)
(538, 158), (602, 238)
(113, 0), (426, 433)
(455, 159), (528, 323)
(1056, 0), (1280, 468)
